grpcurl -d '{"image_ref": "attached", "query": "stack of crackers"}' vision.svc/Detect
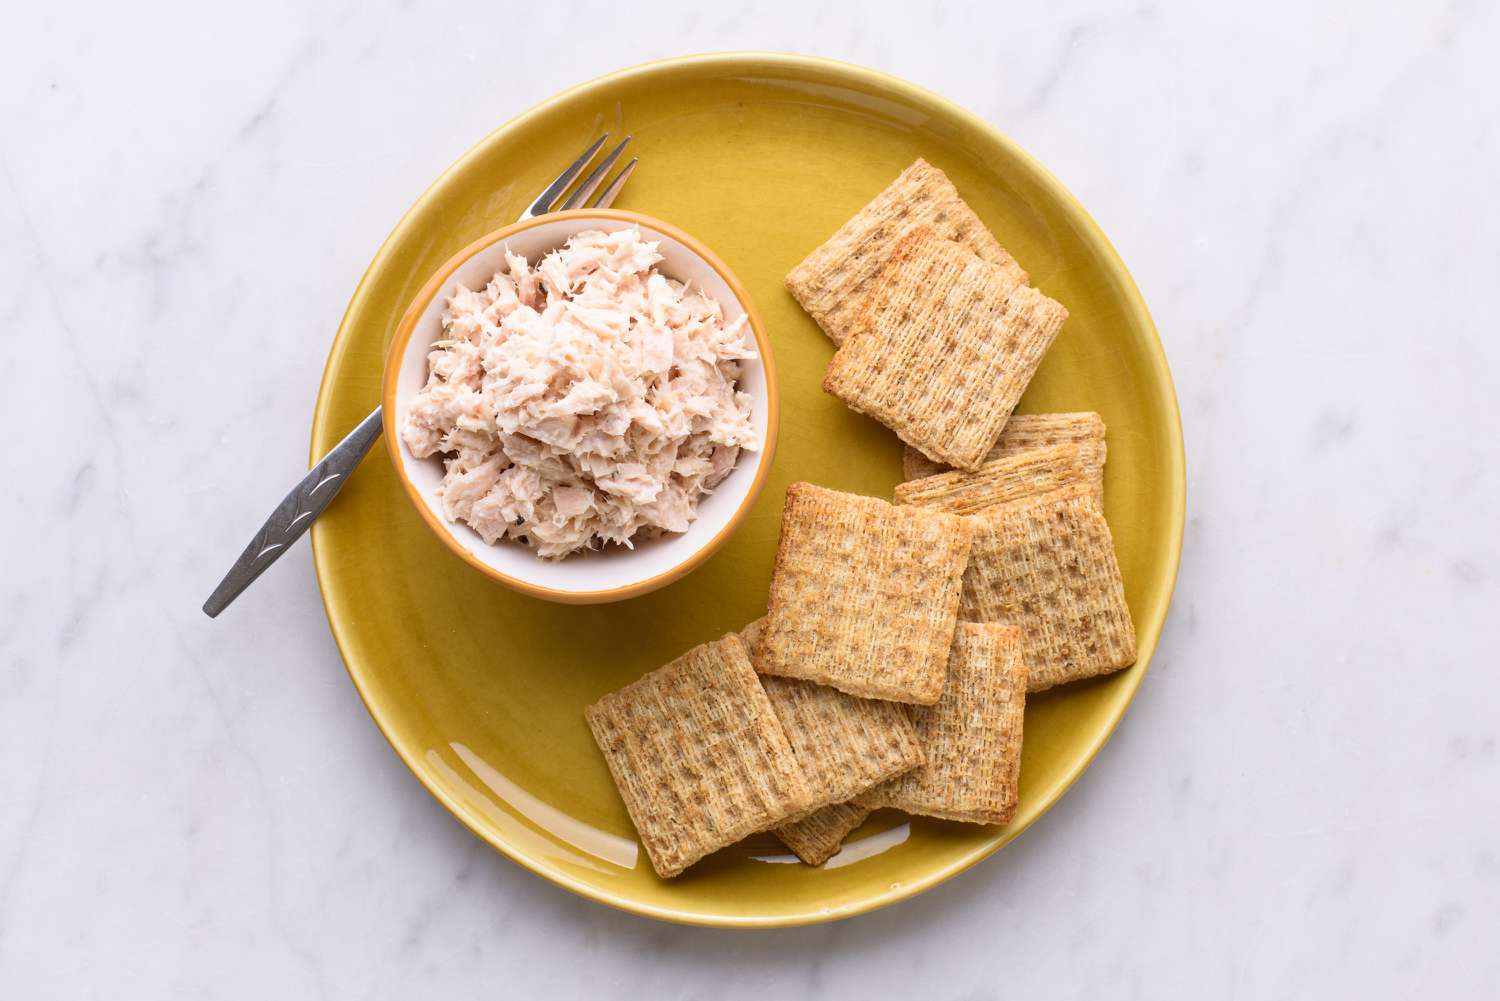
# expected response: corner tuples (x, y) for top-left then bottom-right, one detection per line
(586, 161), (1137, 879)
(789, 158), (1066, 472)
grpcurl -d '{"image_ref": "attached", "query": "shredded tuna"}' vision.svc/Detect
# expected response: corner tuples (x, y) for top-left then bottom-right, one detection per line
(402, 227), (757, 558)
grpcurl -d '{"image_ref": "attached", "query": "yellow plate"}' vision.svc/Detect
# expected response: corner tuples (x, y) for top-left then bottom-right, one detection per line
(311, 53), (1185, 926)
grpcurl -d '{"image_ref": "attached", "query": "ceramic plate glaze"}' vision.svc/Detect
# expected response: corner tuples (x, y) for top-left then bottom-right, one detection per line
(310, 53), (1185, 926)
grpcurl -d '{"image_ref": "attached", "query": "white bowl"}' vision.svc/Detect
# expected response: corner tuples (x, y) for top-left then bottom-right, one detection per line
(381, 209), (779, 604)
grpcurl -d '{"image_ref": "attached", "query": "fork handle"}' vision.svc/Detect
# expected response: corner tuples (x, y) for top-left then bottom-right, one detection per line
(202, 406), (385, 617)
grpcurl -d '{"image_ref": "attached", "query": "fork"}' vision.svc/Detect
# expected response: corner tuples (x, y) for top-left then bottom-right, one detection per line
(202, 136), (639, 617)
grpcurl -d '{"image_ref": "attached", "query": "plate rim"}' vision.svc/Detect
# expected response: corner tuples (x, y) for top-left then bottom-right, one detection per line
(309, 51), (1187, 928)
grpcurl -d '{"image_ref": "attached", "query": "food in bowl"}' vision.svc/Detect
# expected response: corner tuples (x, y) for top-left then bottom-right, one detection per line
(401, 227), (759, 558)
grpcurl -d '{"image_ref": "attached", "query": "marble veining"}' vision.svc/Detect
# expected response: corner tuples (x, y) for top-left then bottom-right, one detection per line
(2, 1), (1497, 998)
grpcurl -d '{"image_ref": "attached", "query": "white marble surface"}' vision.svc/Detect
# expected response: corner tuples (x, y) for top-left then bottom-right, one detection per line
(3, 1), (1497, 997)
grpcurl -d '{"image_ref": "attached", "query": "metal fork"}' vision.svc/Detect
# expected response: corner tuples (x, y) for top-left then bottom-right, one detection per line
(202, 136), (638, 617)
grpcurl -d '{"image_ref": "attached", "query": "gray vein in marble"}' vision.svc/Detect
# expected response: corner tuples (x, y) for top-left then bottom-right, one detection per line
(1, 3), (1497, 998)
(0, 657), (55, 953)
(1449, 560), (1483, 585)
(0, 156), (126, 477)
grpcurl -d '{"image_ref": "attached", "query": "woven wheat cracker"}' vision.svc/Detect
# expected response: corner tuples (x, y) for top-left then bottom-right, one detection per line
(894, 442), (1093, 515)
(898, 444), (1136, 691)
(823, 229), (1067, 471)
(862, 623), (1027, 825)
(759, 483), (971, 704)
(774, 802), (872, 866)
(902, 412), (1107, 498)
(961, 484), (1137, 690)
(785, 158), (1027, 346)
(585, 635), (815, 878)
(734, 621), (921, 864)
(734, 624), (923, 808)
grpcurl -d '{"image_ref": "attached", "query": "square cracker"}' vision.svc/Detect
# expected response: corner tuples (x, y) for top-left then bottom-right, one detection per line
(898, 444), (1137, 691)
(823, 229), (1067, 471)
(755, 679), (921, 807)
(862, 623), (1027, 825)
(963, 487), (1137, 690)
(733, 622), (923, 855)
(759, 483), (972, 704)
(785, 158), (1027, 346)
(894, 442), (1093, 515)
(585, 635), (815, 879)
(902, 412), (1107, 496)
(774, 802), (872, 866)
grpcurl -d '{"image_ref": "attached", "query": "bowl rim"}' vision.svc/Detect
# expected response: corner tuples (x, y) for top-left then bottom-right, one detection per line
(379, 207), (781, 604)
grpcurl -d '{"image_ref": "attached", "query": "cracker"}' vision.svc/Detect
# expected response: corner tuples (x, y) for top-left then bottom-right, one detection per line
(733, 619), (921, 862)
(897, 446), (1135, 691)
(585, 635), (815, 878)
(960, 484), (1137, 690)
(738, 614), (766, 660)
(894, 442), (1093, 515)
(862, 623), (1026, 825)
(774, 802), (872, 866)
(759, 483), (971, 704)
(899, 443), (1136, 689)
(760, 672), (924, 804)
(785, 158), (1027, 346)
(902, 412), (1107, 498)
(823, 229), (1067, 471)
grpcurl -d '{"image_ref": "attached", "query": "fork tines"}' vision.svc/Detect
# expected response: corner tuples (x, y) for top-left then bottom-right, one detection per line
(521, 134), (637, 219)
